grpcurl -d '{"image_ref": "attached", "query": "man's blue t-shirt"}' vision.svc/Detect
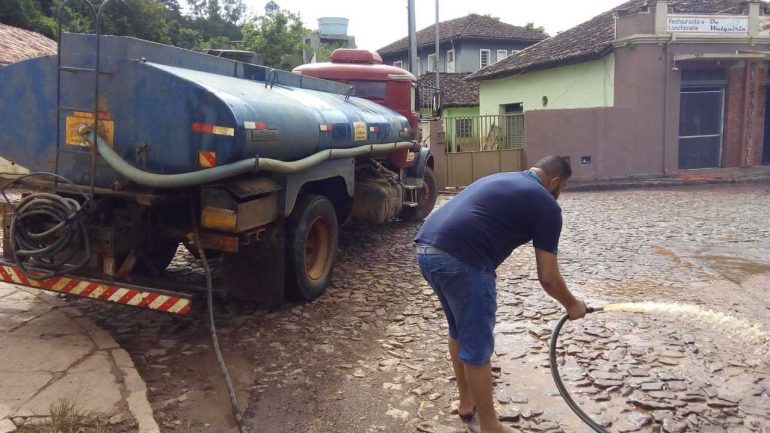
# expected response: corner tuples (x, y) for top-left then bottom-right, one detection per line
(415, 171), (563, 271)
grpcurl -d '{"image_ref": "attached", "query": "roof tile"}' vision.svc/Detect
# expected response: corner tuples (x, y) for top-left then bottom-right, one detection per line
(418, 73), (479, 107)
(468, 0), (758, 80)
(378, 14), (546, 55)
(0, 23), (56, 66)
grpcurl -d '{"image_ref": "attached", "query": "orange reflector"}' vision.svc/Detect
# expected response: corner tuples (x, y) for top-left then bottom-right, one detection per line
(198, 151), (217, 168)
(201, 206), (238, 232)
(192, 122), (235, 136)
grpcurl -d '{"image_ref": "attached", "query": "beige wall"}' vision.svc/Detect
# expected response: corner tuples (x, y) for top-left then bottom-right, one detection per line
(478, 55), (615, 115)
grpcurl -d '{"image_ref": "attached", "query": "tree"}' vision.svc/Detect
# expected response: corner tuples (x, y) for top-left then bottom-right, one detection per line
(0, 0), (244, 53)
(525, 22), (547, 35)
(241, 2), (308, 70)
(0, 0), (56, 37)
(99, 0), (171, 43)
(222, 0), (244, 24)
(186, 0), (244, 24)
(308, 39), (345, 63)
(167, 19), (203, 49)
(264, 1), (279, 15)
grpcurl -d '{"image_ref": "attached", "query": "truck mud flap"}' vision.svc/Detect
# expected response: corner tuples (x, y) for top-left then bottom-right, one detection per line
(0, 261), (192, 315)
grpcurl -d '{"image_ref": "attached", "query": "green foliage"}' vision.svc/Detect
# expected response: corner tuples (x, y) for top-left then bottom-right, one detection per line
(0, 0), (57, 37)
(310, 39), (345, 63)
(0, 0), (308, 62)
(99, 0), (171, 43)
(17, 397), (106, 433)
(241, 2), (309, 70)
(186, 0), (244, 24)
(525, 22), (548, 35)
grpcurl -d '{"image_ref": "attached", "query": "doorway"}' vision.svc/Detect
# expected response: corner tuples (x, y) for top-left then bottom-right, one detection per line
(678, 88), (725, 169)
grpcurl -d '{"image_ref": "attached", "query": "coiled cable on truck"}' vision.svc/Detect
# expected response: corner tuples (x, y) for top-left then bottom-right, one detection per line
(0, 173), (92, 280)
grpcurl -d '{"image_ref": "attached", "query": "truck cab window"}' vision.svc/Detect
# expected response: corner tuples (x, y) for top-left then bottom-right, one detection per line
(347, 80), (387, 100)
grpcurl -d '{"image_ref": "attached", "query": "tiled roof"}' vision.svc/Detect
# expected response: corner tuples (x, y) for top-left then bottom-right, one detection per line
(378, 14), (547, 55)
(468, 0), (755, 80)
(418, 73), (479, 107)
(0, 24), (56, 66)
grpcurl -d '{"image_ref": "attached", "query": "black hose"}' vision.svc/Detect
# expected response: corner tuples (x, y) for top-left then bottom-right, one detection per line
(549, 308), (609, 433)
(0, 173), (92, 279)
(189, 205), (245, 432)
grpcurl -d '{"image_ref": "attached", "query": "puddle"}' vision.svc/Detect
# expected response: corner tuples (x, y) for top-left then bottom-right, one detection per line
(693, 254), (770, 284)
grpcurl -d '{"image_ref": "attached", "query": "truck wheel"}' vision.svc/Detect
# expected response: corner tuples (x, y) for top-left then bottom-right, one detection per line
(286, 194), (338, 301)
(399, 166), (438, 221)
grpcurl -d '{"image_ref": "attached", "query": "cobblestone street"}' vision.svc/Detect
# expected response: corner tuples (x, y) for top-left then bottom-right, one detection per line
(69, 183), (770, 433)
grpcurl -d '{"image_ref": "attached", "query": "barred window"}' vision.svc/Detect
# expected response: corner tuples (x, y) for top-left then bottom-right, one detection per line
(456, 118), (473, 138)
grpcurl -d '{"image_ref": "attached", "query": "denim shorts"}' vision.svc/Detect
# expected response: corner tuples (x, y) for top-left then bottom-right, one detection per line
(417, 249), (497, 365)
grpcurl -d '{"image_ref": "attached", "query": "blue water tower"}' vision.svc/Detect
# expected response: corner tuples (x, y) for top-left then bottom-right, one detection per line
(318, 17), (349, 36)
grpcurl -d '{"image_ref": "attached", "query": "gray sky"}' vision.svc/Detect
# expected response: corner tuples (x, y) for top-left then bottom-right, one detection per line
(244, 0), (625, 50)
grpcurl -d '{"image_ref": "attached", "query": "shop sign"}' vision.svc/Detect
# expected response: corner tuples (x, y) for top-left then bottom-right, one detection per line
(667, 14), (748, 34)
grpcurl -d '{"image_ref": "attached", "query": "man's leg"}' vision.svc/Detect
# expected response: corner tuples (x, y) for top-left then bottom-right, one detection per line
(449, 336), (474, 415)
(464, 363), (518, 433)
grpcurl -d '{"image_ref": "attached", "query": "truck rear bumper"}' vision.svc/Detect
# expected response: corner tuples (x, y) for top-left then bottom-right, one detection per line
(0, 261), (192, 315)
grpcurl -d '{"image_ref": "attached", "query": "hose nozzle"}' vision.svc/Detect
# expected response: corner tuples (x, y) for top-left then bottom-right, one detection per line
(586, 306), (604, 314)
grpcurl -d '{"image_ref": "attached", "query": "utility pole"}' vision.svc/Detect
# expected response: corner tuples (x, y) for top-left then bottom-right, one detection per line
(408, 0), (418, 76)
(435, 0), (440, 89)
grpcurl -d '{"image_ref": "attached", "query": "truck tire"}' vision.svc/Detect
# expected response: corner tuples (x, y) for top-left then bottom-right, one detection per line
(286, 194), (338, 301)
(399, 166), (438, 221)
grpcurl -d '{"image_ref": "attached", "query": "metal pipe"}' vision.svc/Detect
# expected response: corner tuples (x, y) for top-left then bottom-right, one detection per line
(408, 0), (418, 75)
(435, 0), (440, 89)
(82, 127), (411, 188)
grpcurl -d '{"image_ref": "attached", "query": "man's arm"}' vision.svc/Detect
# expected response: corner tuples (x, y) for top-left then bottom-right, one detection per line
(535, 248), (587, 320)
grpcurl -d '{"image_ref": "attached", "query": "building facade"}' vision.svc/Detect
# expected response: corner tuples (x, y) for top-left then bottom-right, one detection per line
(378, 14), (545, 76)
(471, 0), (770, 180)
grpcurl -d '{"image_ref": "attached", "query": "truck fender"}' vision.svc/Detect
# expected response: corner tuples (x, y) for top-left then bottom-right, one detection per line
(406, 148), (433, 181)
(281, 158), (355, 217)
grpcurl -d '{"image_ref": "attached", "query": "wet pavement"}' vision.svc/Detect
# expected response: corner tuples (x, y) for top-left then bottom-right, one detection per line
(65, 183), (770, 433)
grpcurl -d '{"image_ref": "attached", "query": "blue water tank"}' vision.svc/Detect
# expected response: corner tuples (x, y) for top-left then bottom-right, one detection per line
(0, 34), (410, 188)
(318, 17), (349, 36)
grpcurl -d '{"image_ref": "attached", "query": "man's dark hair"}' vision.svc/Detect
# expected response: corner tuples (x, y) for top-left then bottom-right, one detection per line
(534, 155), (572, 179)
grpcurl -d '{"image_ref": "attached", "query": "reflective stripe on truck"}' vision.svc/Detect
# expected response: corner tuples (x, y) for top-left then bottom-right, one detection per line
(0, 262), (192, 315)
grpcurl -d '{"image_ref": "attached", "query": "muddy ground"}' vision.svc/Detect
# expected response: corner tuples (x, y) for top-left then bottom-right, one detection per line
(68, 183), (770, 433)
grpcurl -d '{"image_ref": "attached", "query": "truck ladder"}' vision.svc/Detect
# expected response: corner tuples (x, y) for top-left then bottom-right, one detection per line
(54, 0), (124, 194)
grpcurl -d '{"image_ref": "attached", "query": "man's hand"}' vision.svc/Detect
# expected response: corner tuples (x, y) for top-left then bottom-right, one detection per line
(535, 248), (587, 320)
(566, 299), (587, 320)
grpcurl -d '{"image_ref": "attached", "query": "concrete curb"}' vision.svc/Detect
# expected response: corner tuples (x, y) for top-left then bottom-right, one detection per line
(0, 285), (160, 433)
(35, 292), (162, 433)
(437, 175), (770, 195)
(566, 176), (770, 192)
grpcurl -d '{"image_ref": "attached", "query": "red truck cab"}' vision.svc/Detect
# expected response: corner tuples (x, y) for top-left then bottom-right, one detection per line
(293, 49), (420, 135)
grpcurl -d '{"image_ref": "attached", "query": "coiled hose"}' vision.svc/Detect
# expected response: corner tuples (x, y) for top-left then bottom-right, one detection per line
(549, 307), (609, 433)
(0, 173), (91, 279)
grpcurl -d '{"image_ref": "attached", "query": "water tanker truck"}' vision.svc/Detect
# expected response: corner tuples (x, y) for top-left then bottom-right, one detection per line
(0, 34), (437, 313)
